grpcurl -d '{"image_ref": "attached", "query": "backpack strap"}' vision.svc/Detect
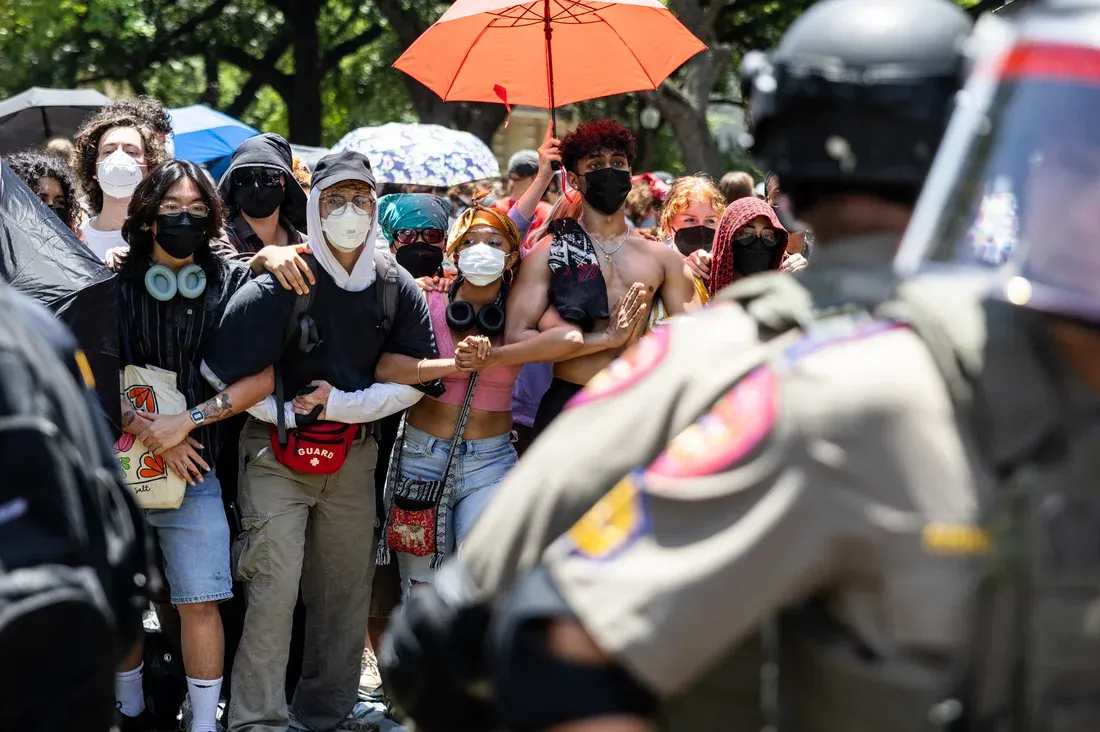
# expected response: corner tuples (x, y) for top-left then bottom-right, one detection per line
(374, 249), (400, 343)
(276, 254), (318, 446)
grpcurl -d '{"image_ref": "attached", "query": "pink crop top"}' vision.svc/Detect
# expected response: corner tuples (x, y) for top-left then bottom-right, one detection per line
(427, 291), (522, 412)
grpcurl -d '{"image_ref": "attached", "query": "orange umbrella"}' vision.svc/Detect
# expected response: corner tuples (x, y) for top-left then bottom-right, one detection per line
(394, 0), (706, 115)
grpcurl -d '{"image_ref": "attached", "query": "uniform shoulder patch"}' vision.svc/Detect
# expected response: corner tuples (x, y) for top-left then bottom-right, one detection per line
(646, 366), (778, 479)
(563, 472), (650, 561)
(567, 326), (671, 409)
(781, 317), (903, 366)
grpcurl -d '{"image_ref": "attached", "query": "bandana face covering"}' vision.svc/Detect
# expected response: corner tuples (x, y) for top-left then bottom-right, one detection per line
(673, 225), (717, 256)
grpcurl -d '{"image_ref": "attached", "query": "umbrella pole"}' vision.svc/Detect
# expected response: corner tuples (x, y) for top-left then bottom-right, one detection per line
(544, 0), (562, 178)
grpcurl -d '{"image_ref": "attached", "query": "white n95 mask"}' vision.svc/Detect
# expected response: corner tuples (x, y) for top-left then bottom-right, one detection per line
(96, 149), (144, 199)
(458, 244), (506, 286)
(321, 204), (373, 251)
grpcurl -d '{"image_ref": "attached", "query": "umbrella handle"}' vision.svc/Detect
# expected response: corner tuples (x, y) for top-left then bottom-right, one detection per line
(545, 0), (561, 171)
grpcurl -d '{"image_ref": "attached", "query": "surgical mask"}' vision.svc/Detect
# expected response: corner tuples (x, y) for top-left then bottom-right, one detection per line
(395, 243), (444, 279)
(581, 167), (631, 216)
(458, 244), (506, 286)
(733, 234), (783, 277)
(674, 225), (716, 256)
(234, 179), (286, 219)
(97, 149), (144, 199)
(155, 212), (207, 259)
(321, 204), (372, 252)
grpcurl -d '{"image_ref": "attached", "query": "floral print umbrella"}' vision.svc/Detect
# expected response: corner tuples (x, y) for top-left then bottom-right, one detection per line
(332, 123), (500, 188)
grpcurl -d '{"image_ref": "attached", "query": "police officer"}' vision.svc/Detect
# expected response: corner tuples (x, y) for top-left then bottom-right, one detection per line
(383, 1), (1100, 730)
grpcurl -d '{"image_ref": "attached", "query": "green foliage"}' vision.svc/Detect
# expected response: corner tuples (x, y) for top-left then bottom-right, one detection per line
(0, 0), (1002, 156)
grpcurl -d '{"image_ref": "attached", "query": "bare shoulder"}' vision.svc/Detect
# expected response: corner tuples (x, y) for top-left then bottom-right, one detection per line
(518, 235), (553, 277)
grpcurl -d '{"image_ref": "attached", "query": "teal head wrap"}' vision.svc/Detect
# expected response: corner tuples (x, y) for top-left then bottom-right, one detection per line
(377, 193), (451, 244)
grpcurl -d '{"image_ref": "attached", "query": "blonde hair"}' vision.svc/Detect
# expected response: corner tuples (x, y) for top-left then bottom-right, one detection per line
(657, 175), (726, 240)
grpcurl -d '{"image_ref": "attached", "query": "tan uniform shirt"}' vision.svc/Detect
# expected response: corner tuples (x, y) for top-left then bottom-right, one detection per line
(460, 234), (992, 728)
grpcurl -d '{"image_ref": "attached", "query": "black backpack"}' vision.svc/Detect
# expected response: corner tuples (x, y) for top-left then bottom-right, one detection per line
(0, 287), (151, 731)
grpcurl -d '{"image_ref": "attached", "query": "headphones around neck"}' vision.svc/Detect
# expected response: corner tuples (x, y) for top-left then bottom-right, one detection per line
(144, 263), (207, 302)
(446, 278), (507, 336)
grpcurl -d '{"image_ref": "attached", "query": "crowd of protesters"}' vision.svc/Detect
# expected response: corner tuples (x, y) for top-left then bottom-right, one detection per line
(2, 94), (816, 732)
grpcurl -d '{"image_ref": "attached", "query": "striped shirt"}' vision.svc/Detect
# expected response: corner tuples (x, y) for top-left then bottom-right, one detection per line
(118, 257), (252, 464)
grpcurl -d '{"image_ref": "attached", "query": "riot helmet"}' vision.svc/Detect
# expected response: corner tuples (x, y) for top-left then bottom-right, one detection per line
(896, 1), (1100, 323)
(742, 0), (974, 216)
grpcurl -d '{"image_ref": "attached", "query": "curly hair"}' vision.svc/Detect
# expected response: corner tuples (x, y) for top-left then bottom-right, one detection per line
(118, 160), (228, 284)
(72, 106), (165, 215)
(658, 175), (727, 240)
(561, 119), (636, 173)
(4, 150), (80, 231)
(106, 95), (173, 138)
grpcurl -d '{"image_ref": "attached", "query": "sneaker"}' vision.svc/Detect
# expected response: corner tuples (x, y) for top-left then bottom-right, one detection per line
(179, 695), (226, 732)
(359, 648), (383, 697)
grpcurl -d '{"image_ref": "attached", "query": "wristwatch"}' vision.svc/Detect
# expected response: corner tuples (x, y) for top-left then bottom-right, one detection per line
(189, 408), (206, 427)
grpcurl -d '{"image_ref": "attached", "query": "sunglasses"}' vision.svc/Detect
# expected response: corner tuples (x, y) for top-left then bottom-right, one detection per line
(394, 228), (445, 245)
(233, 168), (282, 187)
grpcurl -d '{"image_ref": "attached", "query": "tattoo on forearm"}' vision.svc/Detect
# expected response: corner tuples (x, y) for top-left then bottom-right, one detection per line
(122, 409), (136, 428)
(199, 392), (234, 421)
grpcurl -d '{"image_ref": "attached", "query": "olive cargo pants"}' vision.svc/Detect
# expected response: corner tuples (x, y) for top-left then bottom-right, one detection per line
(228, 419), (377, 732)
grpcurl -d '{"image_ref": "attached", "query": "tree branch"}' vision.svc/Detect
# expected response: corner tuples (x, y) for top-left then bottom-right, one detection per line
(321, 25), (386, 71)
(216, 43), (293, 98)
(374, 0), (430, 47)
(140, 0), (234, 67)
(224, 27), (293, 117)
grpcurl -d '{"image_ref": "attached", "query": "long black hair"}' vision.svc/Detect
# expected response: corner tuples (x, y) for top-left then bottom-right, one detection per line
(4, 150), (80, 231)
(118, 159), (228, 283)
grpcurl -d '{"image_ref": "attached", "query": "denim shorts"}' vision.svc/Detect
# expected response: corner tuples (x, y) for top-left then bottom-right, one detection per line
(395, 425), (516, 587)
(144, 469), (233, 605)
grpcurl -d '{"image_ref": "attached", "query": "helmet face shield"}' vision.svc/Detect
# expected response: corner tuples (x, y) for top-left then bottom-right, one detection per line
(898, 36), (1100, 321)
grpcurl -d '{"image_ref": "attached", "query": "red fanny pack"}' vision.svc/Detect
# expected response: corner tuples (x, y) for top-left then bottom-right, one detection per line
(268, 421), (358, 475)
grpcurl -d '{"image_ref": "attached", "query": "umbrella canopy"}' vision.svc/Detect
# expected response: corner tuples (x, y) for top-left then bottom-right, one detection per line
(0, 87), (111, 153)
(394, 0), (705, 109)
(0, 159), (119, 427)
(169, 104), (259, 165)
(332, 123), (500, 188)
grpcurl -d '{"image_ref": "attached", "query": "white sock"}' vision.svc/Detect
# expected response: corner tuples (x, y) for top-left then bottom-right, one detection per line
(187, 676), (223, 732)
(114, 662), (145, 717)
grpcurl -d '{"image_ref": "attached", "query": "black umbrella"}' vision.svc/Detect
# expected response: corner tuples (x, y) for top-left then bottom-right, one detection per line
(0, 160), (119, 428)
(0, 87), (111, 153)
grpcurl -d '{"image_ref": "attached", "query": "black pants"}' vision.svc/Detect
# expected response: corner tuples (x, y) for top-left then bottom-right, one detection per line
(532, 378), (584, 439)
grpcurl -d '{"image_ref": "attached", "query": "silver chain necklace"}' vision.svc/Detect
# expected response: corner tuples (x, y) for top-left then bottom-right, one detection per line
(584, 225), (630, 263)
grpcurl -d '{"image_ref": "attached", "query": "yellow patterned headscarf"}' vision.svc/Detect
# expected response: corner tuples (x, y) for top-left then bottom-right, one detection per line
(446, 204), (520, 256)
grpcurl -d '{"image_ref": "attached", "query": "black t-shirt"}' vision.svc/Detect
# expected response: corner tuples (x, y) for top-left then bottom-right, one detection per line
(205, 261), (438, 396)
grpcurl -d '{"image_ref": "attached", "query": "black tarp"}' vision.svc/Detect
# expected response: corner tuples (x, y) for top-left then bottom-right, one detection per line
(0, 159), (119, 428)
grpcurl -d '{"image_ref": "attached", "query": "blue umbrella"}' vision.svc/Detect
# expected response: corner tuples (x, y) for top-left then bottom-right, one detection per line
(168, 104), (258, 164)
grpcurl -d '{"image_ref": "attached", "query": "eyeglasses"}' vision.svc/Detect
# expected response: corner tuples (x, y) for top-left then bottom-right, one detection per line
(321, 193), (375, 216)
(233, 168), (282, 187)
(394, 228), (445, 245)
(735, 228), (779, 245)
(158, 201), (210, 218)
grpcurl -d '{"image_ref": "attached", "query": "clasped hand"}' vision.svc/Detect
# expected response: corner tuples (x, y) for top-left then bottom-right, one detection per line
(454, 336), (493, 372)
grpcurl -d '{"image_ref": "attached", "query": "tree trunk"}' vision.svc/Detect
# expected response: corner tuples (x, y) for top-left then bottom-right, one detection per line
(649, 86), (724, 178)
(201, 44), (220, 108)
(286, 0), (324, 145)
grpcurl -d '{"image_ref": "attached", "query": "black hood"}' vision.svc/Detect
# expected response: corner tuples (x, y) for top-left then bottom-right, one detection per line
(217, 132), (307, 230)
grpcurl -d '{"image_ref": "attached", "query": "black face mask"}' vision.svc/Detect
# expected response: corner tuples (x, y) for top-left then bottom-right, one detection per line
(581, 167), (632, 216)
(673, 225), (716, 256)
(155, 212), (207, 259)
(48, 204), (69, 223)
(395, 242), (444, 279)
(234, 180), (286, 219)
(733, 235), (783, 277)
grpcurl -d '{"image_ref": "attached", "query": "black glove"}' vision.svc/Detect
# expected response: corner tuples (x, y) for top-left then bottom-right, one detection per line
(378, 560), (498, 732)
